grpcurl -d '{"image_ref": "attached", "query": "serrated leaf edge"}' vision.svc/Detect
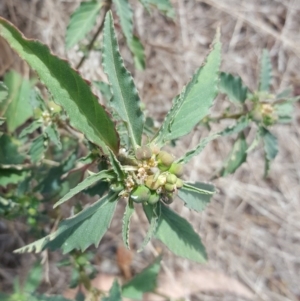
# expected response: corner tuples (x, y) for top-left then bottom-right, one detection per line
(122, 202), (135, 249)
(138, 202), (161, 252)
(0, 17), (120, 154)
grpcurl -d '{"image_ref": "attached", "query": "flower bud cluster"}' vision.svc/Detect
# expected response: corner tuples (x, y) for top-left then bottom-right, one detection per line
(252, 102), (278, 126)
(117, 145), (184, 205)
(260, 103), (277, 126)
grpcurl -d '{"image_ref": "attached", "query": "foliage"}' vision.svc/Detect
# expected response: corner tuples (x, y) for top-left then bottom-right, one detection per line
(65, 0), (175, 70)
(216, 49), (298, 177)
(0, 1), (297, 299)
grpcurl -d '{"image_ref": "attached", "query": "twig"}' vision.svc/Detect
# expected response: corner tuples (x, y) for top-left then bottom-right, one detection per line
(209, 112), (245, 122)
(76, 0), (112, 70)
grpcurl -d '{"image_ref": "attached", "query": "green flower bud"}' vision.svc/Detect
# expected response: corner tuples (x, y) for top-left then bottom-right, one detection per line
(166, 174), (177, 184)
(168, 163), (184, 177)
(156, 151), (174, 168)
(135, 146), (152, 160)
(175, 178), (183, 189)
(162, 193), (173, 205)
(110, 183), (124, 193)
(165, 183), (175, 192)
(148, 192), (160, 205)
(130, 185), (151, 203)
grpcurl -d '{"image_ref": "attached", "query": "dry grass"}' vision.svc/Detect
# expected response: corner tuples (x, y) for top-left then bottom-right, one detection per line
(1, 0), (300, 300)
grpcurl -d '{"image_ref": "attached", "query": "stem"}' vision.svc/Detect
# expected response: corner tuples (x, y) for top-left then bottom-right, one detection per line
(209, 112), (245, 122)
(76, 0), (112, 70)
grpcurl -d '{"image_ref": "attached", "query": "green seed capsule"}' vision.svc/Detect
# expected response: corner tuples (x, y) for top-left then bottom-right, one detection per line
(165, 183), (175, 192)
(148, 192), (160, 205)
(157, 163), (170, 172)
(168, 163), (184, 177)
(110, 183), (124, 192)
(156, 151), (174, 168)
(175, 178), (183, 189)
(166, 174), (177, 184)
(135, 146), (152, 160)
(130, 185), (151, 203)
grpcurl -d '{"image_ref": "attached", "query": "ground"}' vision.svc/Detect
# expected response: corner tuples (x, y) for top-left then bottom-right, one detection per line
(1, 0), (300, 300)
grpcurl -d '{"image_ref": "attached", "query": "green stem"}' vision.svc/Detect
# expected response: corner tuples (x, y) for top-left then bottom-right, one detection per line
(76, 0), (112, 70)
(209, 112), (245, 122)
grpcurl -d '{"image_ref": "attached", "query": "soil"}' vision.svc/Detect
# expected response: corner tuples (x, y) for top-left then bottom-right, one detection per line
(1, 0), (300, 300)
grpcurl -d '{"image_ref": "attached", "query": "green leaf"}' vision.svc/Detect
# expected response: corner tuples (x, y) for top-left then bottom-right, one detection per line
(102, 12), (144, 148)
(83, 181), (109, 197)
(138, 202), (161, 252)
(75, 291), (85, 301)
(143, 116), (156, 137)
(65, 1), (103, 49)
(15, 192), (118, 254)
(0, 71), (33, 132)
(260, 127), (278, 160)
(30, 88), (47, 111)
(113, 0), (146, 71)
(219, 115), (250, 136)
(107, 149), (125, 181)
(260, 127), (278, 176)
(276, 87), (293, 100)
(29, 135), (46, 163)
(178, 182), (215, 212)
(219, 72), (248, 104)
(45, 124), (61, 149)
(122, 256), (161, 299)
(144, 204), (207, 263)
(19, 120), (42, 138)
(247, 131), (260, 153)
(221, 133), (248, 176)
(53, 170), (115, 208)
(94, 81), (131, 148)
(177, 133), (219, 164)
(37, 150), (77, 196)
(154, 31), (221, 145)
(93, 81), (112, 103)
(102, 280), (122, 301)
(259, 49), (272, 92)
(0, 134), (25, 165)
(0, 17), (119, 154)
(113, 0), (133, 42)
(0, 169), (29, 187)
(274, 102), (294, 123)
(122, 202), (135, 249)
(130, 35), (146, 71)
(144, 0), (175, 19)
(0, 81), (8, 103)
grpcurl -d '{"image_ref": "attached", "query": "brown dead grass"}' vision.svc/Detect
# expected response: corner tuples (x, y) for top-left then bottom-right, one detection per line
(1, 0), (300, 300)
